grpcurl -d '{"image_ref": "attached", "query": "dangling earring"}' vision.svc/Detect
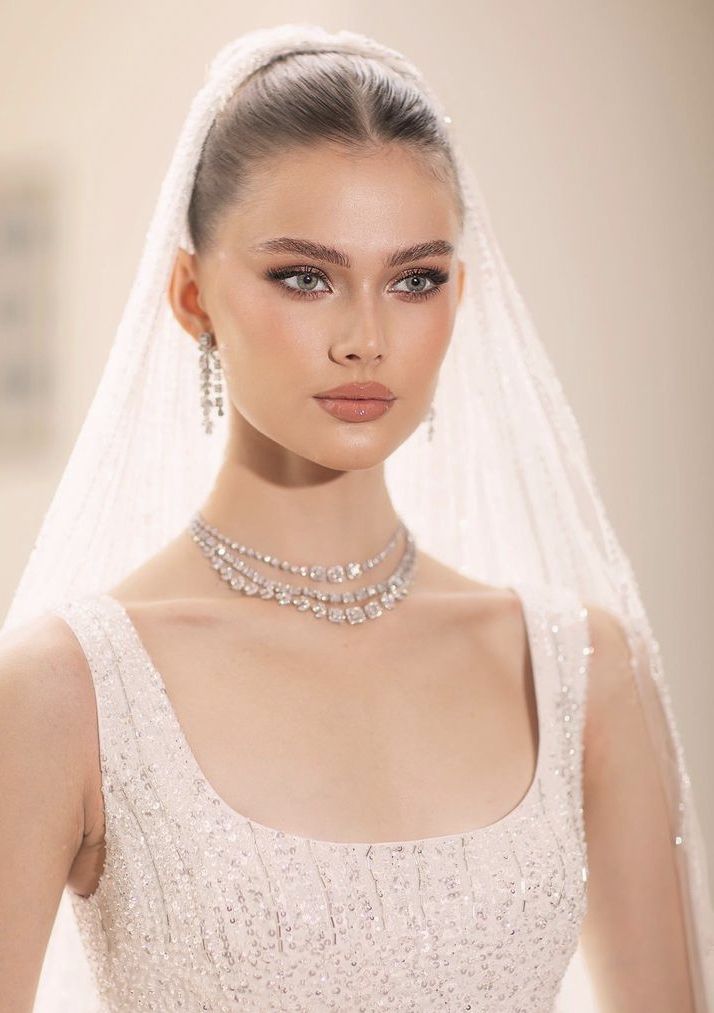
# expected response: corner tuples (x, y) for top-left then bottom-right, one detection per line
(426, 401), (436, 442)
(198, 331), (224, 434)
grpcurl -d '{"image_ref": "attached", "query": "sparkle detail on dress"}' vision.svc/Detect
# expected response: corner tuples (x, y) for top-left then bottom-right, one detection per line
(52, 581), (592, 1012)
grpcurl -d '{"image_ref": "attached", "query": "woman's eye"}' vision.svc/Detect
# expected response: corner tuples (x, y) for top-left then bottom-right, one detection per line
(391, 269), (449, 300)
(284, 271), (329, 293)
(393, 273), (436, 296)
(266, 267), (330, 298)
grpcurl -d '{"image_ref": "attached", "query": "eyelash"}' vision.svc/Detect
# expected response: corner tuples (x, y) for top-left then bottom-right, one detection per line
(265, 265), (449, 302)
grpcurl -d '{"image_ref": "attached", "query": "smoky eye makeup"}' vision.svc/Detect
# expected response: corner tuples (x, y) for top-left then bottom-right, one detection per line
(264, 264), (450, 302)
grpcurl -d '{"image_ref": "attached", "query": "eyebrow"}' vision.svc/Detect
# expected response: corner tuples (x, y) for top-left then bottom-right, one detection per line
(249, 236), (454, 269)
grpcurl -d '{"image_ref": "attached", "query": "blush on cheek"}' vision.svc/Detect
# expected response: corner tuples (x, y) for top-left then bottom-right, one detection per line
(242, 295), (317, 352)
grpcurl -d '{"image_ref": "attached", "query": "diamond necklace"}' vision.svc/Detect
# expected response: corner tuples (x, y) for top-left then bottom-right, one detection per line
(188, 510), (417, 625)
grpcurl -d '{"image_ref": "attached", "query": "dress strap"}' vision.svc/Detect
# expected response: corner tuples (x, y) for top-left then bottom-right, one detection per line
(52, 594), (183, 940)
(512, 579), (593, 851)
(53, 594), (138, 802)
(53, 594), (192, 796)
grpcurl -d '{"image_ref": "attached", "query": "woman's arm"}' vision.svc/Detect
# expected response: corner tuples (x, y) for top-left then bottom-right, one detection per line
(0, 616), (92, 1012)
(580, 603), (696, 1012)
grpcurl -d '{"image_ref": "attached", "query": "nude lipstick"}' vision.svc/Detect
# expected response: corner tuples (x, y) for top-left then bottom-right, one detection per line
(313, 381), (396, 423)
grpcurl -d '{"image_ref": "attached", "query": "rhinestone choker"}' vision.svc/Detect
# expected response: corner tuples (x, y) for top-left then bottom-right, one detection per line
(188, 511), (417, 625)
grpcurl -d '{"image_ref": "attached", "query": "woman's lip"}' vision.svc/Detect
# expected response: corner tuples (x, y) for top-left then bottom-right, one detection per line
(314, 395), (395, 401)
(315, 382), (395, 399)
(313, 396), (395, 422)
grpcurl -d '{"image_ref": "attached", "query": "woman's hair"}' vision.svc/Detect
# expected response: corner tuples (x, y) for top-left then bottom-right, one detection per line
(187, 49), (465, 255)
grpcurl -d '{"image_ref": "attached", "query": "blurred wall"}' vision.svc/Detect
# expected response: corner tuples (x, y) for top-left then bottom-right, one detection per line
(1, 1), (712, 860)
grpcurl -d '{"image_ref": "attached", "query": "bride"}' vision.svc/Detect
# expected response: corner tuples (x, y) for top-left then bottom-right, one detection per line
(1, 24), (712, 1013)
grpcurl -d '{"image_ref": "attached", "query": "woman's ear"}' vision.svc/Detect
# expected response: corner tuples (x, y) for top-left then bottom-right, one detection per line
(167, 247), (213, 342)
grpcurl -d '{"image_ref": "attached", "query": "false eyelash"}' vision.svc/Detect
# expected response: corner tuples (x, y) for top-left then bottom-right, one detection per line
(265, 265), (330, 300)
(393, 267), (450, 301)
(265, 265), (449, 301)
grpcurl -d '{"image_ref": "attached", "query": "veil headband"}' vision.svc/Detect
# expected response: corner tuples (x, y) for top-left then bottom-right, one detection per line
(4, 24), (710, 1011)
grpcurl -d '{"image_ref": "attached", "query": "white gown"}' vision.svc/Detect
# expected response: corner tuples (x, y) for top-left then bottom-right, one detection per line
(49, 580), (591, 1012)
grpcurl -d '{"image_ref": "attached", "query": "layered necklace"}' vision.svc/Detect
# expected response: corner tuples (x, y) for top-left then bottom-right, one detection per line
(188, 510), (417, 625)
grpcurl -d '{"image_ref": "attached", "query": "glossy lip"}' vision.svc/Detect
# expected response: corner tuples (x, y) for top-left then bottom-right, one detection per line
(314, 381), (396, 401)
(314, 397), (394, 423)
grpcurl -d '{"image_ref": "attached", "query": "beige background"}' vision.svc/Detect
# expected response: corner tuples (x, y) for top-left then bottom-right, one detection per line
(1, 0), (712, 870)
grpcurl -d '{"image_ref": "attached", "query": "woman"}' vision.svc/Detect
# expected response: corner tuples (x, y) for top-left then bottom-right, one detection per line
(1, 23), (712, 1013)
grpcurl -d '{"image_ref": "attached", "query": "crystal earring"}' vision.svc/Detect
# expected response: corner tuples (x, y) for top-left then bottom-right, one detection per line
(198, 331), (224, 434)
(426, 401), (436, 442)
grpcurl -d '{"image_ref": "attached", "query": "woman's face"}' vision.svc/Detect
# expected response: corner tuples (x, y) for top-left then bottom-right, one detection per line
(173, 141), (465, 471)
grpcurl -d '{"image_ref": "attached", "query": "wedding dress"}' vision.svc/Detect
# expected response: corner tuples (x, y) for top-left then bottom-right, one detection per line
(50, 581), (590, 1012)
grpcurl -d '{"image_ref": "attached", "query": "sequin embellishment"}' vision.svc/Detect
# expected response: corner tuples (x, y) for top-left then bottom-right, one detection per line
(53, 581), (592, 1012)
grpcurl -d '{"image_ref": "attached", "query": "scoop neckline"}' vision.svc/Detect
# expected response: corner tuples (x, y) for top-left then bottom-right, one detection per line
(96, 579), (545, 851)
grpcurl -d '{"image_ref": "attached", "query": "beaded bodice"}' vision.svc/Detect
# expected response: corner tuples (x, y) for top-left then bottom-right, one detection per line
(52, 580), (592, 1012)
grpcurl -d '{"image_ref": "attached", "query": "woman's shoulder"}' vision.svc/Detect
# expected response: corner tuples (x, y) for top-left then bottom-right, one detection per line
(0, 608), (96, 710)
(0, 610), (98, 841)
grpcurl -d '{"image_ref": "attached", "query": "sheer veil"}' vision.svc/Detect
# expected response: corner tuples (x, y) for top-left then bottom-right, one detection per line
(3, 24), (712, 1012)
